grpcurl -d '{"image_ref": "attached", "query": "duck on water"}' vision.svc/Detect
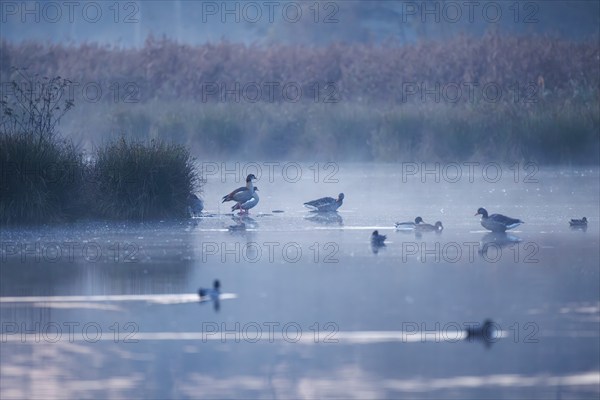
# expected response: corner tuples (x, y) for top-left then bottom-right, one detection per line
(395, 217), (424, 230)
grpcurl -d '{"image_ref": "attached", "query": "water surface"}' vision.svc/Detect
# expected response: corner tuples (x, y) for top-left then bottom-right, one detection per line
(1, 164), (599, 399)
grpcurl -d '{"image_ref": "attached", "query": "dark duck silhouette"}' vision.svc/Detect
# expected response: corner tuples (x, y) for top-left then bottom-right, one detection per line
(198, 280), (221, 311)
(465, 319), (497, 347)
(371, 230), (386, 246)
(569, 217), (587, 227)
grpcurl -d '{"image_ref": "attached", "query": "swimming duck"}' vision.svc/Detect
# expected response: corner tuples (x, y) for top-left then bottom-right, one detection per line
(415, 221), (443, 232)
(222, 174), (258, 213)
(465, 319), (496, 343)
(475, 208), (523, 232)
(304, 193), (344, 212)
(231, 187), (259, 213)
(187, 193), (204, 217)
(569, 217), (587, 227)
(395, 216), (424, 230)
(198, 279), (221, 311)
(371, 230), (386, 246)
(198, 279), (220, 299)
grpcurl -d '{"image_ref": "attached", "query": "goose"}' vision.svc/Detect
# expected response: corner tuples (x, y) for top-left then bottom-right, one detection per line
(304, 193), (344, 212)
(222, 174), (257, 213)
(231, 188), (259, 213)
(395, 216), (424, 230)
(371, 230), (386, 246)
(187, 193), (204, 217)
(415, 221), (443, 232)
(475, 208), (523, 232)
(569, 217), (587, 227)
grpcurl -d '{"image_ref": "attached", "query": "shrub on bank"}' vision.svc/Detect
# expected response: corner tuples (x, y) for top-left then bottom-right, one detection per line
(1, 70), (200, 224)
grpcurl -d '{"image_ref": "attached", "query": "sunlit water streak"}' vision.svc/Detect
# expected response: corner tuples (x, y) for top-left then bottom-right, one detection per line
(0, 293), (237, 304)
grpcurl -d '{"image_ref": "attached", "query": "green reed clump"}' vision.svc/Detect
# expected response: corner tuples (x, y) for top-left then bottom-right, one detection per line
(92, 137), (198, 220)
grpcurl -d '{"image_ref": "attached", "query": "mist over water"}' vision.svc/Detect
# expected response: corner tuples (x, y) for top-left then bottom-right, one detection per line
(2, 0), (600, 398)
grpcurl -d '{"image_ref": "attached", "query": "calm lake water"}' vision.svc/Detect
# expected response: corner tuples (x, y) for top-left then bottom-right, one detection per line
(1, 163), (599, 399)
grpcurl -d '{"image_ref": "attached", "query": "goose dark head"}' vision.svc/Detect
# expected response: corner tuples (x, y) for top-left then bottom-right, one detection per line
(435, 221), (443, 229)
(582, 217), (588, 223)
(213, 280), (220, 290)
(475, 208), (488, 218)
(415, 216), (423, 224)
(338, 193), (345, 201)
(246, 174), (257, 183)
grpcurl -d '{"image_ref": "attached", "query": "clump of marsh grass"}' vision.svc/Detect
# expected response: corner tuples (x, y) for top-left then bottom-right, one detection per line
(0, 69), (84, 224)
(0, 132), (85, 224)
(1, 69), (202, 224)
(92, 137), (198, 220)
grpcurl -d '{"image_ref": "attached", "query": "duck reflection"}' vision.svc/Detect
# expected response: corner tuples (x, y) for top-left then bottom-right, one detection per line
(478, 232), (521, 258)
(305, 211), (344, 226)
(371, 230), (386, 254)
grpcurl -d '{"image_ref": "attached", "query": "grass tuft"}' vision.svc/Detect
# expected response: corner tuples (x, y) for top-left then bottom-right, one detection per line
(92, 137), (198, 220)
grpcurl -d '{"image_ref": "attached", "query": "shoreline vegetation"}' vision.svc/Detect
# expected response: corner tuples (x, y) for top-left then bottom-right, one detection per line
(1, 33), (599, 223)
(1, 34), (597, 164)
(1, 70), (200, 225)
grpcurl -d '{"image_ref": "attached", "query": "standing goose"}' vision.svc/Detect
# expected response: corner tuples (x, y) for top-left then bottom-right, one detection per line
(475, 208), (523, 232)
(222, 174), (258, 213)
(232, 187), (259, 213)
(304, 193), (344, 212)
(395, 216), (424, 230)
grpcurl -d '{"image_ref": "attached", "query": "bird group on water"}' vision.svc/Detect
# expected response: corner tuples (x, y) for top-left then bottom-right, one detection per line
(196, 174), (588, 342)
(188, 174), (588, 244)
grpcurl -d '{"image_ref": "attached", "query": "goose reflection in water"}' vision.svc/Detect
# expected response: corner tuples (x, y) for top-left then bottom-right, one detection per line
(228, 215), (258, 232)
(478, 232), (522, 258)
(305, 211), (344, 226)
